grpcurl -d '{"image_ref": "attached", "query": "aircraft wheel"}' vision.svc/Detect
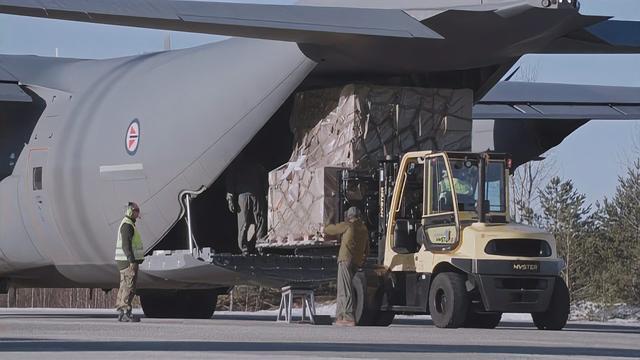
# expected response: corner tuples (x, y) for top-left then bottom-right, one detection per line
(180, 290), (218, 319)
(464, 311), (502, 329)
(140, 291), (177, 318)
(428, 272), (469, 328)
(532, 277), (569, 330)
(140, 290), (218, 319)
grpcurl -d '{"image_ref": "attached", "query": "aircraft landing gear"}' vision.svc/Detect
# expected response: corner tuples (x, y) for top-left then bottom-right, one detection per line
(140, 289), (219, 319)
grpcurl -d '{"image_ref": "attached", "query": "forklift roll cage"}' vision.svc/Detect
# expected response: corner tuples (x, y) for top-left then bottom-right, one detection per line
(382, 151), (511, 261)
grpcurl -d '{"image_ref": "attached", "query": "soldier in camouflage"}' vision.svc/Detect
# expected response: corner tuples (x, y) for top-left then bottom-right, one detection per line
(114, 202), (144, 322)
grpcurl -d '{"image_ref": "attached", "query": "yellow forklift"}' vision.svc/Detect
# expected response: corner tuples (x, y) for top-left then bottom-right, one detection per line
(353, 151), (569, 329)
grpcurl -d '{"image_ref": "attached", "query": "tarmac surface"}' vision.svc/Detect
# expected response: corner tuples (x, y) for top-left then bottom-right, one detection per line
(0, 309), (639, 360)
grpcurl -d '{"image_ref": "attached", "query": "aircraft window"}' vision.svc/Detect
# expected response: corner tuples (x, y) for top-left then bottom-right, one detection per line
(486, 161), (506, 212)
(33, 167), (42, 191)
(398, 160), (424, 220)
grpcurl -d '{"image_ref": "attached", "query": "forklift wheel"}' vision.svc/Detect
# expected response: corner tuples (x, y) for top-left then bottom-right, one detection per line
(428, 272), (469, 328)
(531, 277), (570, 330)
(375, 311), (395, 327)
(353, 272), (395, 327)
(464, 311), (502, 329)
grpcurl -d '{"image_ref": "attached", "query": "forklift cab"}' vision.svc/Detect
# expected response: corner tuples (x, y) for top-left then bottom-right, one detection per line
(389, 151), (510, 255)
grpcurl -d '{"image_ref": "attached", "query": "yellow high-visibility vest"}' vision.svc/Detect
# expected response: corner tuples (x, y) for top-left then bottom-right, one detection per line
(114, 217), (144, 261)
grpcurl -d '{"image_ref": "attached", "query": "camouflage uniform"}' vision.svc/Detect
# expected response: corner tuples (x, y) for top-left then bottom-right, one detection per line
(226, 160), (268, 254)
(114, 207), (144, 322)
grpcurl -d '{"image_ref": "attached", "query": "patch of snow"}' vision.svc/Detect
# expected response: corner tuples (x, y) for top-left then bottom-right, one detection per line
(570, 301), (640, 322)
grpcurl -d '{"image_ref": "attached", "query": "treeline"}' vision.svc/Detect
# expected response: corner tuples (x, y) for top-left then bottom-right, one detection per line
(2, 288), (120, 309)
(513, 159), (640, 305)
(2, 284), (337, 311)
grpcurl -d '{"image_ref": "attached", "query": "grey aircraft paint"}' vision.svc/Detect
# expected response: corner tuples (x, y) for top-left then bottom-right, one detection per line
(1, 38), (315, 288)
(0, 0), (638, 291)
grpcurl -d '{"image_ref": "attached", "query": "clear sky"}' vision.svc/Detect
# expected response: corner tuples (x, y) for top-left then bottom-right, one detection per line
(0, 0), (638, 206)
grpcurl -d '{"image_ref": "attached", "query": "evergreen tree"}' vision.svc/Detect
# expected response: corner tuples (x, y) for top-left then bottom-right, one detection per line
(599, 160), (640, 304)
(539, 177), (591, 296)
(576, 203), (616, 303)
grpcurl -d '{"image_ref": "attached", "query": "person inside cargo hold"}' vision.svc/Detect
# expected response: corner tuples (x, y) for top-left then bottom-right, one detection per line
(324, 207), (369, 326)
(225, 154), (268, 255)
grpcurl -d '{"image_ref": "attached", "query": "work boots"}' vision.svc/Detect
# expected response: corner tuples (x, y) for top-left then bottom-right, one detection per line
(118, 309), (141, 323)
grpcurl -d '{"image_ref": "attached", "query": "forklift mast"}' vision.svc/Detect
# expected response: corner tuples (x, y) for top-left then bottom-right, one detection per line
(377, 157), (400, 264)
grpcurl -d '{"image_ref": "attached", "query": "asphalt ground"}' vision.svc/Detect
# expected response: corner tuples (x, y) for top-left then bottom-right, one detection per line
(0, 309), (639, 360)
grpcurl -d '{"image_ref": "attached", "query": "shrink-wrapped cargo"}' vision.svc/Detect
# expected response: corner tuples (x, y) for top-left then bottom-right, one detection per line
(265, 165), (343, 247)
(287, 84), (473, 169)
(262, 84), (473, 248)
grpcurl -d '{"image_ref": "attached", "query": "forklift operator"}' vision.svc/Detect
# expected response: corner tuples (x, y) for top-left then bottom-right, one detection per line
(438, 167), (475, 211)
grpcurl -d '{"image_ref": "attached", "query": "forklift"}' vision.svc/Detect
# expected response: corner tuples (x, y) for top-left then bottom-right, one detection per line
(349, 151), (569, 329)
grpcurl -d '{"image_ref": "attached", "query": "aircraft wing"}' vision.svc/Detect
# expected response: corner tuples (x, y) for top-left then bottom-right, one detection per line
(474, 81), (640, 169)
(0, 0), (442, 42)
(0, 64), (31, 102)
(0, 83), (31, 102)
(474, 81), (640, 120)
(541, 20), (640, 54)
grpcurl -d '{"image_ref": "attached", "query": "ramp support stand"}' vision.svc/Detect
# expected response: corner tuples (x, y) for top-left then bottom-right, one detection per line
(277, 286), (316, 324)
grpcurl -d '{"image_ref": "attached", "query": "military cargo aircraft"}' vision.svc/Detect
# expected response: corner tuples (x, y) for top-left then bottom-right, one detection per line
(0, 0), (639, 318)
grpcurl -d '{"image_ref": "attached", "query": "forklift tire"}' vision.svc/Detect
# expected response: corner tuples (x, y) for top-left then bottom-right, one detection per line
(531, 277), (569, 330)
(352, 272), (395, 326)
(353, 273), (378, 326)
(375, 311), (396, 327)
(464, 311), (502, 329)
(428, 272), (469, 328)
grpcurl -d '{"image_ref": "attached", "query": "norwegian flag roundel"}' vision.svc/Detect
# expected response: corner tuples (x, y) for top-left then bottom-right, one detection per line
(125, 119), (140, 155)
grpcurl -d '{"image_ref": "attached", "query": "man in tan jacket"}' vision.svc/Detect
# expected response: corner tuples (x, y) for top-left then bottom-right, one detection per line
(324, 207), (369, 326)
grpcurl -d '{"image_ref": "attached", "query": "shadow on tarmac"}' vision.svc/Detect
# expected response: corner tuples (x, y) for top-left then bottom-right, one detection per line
(0, 313), (117, 320)
(2, 311), (638, 335)
(392, 318), (640, 334)
(0, 340), (638, 357)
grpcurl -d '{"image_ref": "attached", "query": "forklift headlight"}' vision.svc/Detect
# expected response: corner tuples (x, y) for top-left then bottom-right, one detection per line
(539, 242), (552, 257)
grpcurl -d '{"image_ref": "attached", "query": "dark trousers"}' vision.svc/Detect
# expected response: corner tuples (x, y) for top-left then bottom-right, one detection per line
(237, 193), (266, 253)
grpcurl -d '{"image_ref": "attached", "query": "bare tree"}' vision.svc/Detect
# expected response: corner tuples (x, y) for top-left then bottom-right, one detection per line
(511, 157), (556, 224)
(511, 60), (541, 83)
